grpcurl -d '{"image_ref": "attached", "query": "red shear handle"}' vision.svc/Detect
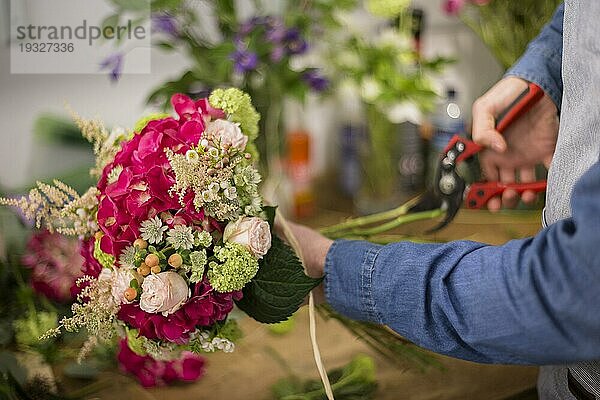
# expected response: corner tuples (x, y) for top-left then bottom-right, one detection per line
(466, 181), (547, 209)
(442, 82), (544, 163)
(495, 82), (544, 133)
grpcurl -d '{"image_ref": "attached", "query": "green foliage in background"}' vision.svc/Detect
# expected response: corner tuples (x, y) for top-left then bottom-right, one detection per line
(460, 0), (562, 69)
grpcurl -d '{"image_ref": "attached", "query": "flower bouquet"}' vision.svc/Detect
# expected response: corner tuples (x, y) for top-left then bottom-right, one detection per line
(0, 88), (321, 368)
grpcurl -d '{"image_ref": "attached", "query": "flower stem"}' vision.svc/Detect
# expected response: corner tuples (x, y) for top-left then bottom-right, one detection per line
(319, 196), (421, 236)
(341, 208), (443, 239)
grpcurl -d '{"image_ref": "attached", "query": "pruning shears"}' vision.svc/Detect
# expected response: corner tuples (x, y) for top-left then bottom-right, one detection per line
(413, 82), (547, 232)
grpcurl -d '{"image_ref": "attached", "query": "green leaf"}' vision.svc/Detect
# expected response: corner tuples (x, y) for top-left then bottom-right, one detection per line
(33, 113), (87, 146)
(129, 279), (139, 290)
(235, 236), (322, 324)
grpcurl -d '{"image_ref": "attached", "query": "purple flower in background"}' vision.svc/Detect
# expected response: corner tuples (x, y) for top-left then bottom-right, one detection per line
(152, 13), (178, 37)
(231, 49), (258, 73)
(302, 70), (329, 92)
(238, 20), (256, 36)
(284, 28), (308, 55)
(265, 18), (286, 43)
(99, 52), (124, 82)
(270, 45), (285, 62)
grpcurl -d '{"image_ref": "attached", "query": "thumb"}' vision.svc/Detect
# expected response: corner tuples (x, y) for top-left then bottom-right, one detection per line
(471, 100), (507, 153)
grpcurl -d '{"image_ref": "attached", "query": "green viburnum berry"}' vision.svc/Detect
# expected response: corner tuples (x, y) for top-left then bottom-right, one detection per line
(209, 88), (260, 140)
(207, 242), (259, 293)
(189, 250), (208, 283)
(133, 113), (171, 133)
(94, 237), (115, 268)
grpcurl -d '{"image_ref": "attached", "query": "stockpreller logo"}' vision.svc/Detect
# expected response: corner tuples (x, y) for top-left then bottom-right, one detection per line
(10, 0), (151, 75)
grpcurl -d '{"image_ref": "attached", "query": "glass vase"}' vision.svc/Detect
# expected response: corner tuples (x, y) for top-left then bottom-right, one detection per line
(354, 105), (403, 214)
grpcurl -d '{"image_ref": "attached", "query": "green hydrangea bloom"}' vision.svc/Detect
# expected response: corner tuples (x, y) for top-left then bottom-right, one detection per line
(189, 250), (208, 283)
(207, 242), (259, 293)
(209, 88), (260, 141)
(133, 113), (171, 133)
(14, 311), (58, 347)
(366, 0), (410, 17)
(94, 237), (115, 268)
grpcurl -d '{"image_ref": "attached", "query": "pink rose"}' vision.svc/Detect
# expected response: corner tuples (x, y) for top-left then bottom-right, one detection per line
(117, 277), (242, 343)
(112, 268), (142, 305)
(223, 217), (271, 259)
(205, 119), (248, 151)
(140, 272), (190, 315)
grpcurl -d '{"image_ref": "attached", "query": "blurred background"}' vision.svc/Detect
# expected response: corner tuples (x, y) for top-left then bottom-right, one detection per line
(0, 0), (505, 197)
(0, 1), (561, 399)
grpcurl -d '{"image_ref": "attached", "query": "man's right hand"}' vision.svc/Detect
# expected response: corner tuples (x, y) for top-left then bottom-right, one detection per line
(471, 77), (559, 211)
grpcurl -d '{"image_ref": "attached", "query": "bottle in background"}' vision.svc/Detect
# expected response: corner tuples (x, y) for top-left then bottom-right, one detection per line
(338, 94), (366, 199)
(287, 129), (315, 219)
(397, 8), (427, 198)
(427, 87), (465, 186)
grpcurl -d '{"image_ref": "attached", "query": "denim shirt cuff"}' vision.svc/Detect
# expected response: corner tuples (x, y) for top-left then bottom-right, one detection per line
(505, 45), (563, 111)
(325, 239), (383, 323)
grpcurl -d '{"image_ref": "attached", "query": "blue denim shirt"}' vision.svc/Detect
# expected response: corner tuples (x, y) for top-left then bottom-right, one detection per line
(325, 158), (600, 365)
(506, 3), (564, 109)
(326, 3), (600, 366)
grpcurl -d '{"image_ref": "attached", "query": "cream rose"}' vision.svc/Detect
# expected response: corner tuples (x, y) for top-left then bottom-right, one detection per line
(111, 268), (142, 305)
(205, 119), (248, 151)
(223, 217), (272, 259)
(139, 271), (190, 316)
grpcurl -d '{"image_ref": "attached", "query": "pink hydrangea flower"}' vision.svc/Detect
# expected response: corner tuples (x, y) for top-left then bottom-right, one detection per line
(22, 230), (84, 303)
(117, 339), (205, 387)
(118, 277), (242, 343)
(96, 94), (221, 257)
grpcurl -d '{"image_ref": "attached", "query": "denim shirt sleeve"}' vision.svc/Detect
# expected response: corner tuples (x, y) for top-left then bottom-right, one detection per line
(325, 159), (600, 365)
(506, 3), (564, 109)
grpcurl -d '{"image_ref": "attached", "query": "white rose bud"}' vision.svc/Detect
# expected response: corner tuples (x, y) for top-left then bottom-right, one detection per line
(205, 119), (248, 151)
(111, 268), (142, 305)
(139, 271), (190, 316)
(223, 217), (272, 259)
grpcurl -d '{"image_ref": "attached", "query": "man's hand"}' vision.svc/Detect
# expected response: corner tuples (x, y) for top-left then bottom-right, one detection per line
(278, 221), (331, 279)
(472, 77), (559, 211)
(274, 220), (332, 304)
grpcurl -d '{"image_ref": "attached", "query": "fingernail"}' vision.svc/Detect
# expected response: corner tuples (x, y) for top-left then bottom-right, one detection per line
(492, 141), (504, 151)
